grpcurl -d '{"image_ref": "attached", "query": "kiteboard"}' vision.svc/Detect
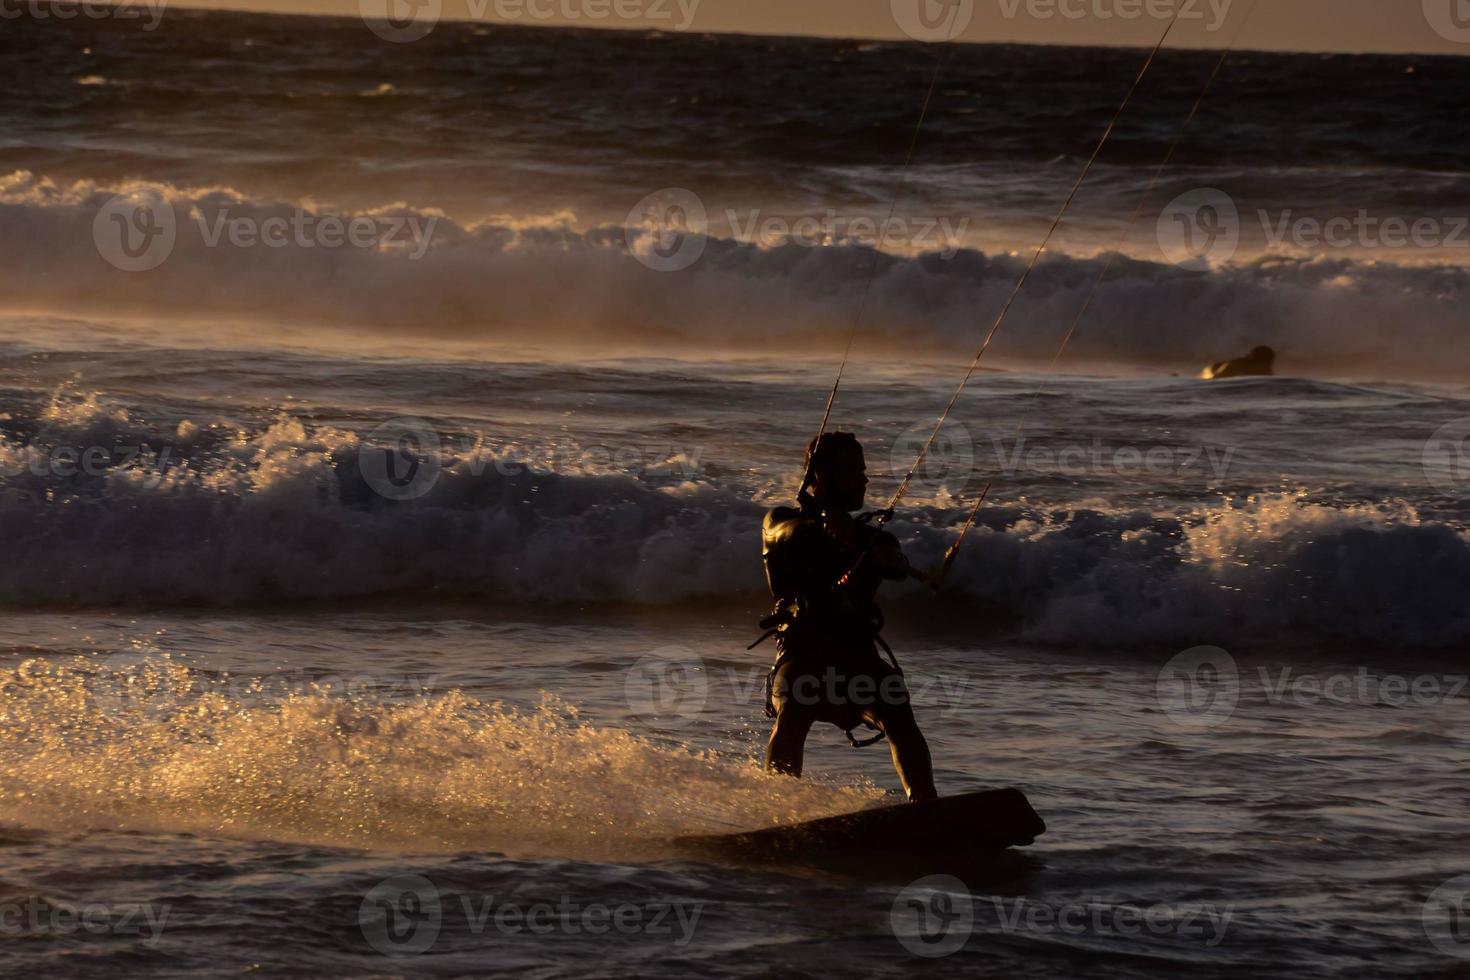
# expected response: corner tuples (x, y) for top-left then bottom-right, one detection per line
(674, 787), (1044, 863)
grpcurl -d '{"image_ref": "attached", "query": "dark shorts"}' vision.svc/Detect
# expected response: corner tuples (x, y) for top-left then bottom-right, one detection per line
(770, 651), (915, 732)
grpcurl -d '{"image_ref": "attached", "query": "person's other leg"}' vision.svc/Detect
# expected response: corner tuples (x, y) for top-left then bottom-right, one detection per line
(865, 677), (938, 801)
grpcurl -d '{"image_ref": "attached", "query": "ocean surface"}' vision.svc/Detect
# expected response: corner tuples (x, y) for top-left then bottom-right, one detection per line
(2, 7), (1470, 979)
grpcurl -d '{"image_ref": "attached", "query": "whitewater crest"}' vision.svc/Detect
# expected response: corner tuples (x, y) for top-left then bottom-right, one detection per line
(1, 386), (1468, 647)
(3, 170), (1469, 376)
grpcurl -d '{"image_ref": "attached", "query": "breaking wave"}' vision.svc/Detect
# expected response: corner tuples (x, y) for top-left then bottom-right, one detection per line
(931, 496), (1470, 650)
(2, 388), (1467, 649)
(3, 172), (1469, 377)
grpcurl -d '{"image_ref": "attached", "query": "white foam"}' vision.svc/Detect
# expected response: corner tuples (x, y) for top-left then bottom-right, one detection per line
(2, 390), (1467, 647)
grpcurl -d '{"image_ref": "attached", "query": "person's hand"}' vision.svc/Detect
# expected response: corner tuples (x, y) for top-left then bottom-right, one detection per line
(908, 565), (943, 591)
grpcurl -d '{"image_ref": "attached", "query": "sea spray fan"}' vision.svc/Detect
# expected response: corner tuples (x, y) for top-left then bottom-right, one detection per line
(0, 661), (883, 857)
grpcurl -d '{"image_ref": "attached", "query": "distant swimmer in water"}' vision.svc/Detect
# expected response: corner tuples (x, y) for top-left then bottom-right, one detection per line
(751, 432), (938, 801)
(1202, 345), (1276, 380)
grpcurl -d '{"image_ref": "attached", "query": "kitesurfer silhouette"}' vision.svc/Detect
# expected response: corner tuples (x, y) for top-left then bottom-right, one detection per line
(755, 432), (938, 801)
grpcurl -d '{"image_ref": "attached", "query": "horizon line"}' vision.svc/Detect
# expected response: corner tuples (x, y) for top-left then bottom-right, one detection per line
(127, 2), (1470, 58)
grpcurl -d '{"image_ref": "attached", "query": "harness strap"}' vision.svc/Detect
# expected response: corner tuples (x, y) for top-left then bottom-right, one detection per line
(845, 727), (887, 748)
(756, 634), (902, 748)
(762, 649), (793, 719)
(840, 634), (902, 748)
(875, 633), (903, 675)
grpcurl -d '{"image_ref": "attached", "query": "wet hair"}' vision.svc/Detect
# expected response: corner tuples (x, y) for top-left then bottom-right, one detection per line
(805, 431), (863, 476)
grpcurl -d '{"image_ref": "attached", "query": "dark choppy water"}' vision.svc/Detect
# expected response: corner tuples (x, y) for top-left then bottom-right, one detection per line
(1, 321), (1468, 976)
(3, 10), (1470, 373)
(2, 8), (1469, 977)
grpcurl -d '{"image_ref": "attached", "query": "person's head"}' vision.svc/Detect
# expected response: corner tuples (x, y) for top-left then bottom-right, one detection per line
(1250, 346), (1276, 365)
(804, 431), (867, 512)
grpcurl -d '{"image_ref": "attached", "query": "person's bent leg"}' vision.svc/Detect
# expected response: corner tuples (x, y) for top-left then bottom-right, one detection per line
(869, 699), (937, 801)
(764, 669), (823, 775)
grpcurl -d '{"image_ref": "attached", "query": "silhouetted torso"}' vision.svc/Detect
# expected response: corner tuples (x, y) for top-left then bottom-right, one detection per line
(761, 504), (907, 658)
